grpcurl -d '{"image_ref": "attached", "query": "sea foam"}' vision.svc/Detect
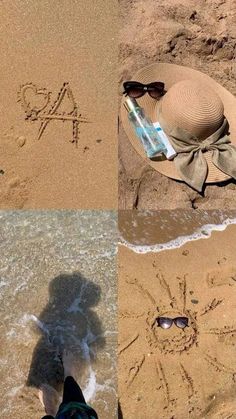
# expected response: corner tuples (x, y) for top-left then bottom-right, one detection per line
(119, 217), (236, 253)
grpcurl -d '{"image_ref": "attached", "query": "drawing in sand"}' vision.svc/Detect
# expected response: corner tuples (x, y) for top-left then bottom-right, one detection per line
(119, 269), (236, 418)
(17, 82), (89, 145)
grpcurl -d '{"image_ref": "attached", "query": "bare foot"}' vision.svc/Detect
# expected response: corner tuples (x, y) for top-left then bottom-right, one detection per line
(63, 349), (77, 379)
(38, 384), (60, 416)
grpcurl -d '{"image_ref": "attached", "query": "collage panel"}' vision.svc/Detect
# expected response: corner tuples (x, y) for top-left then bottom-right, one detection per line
(0, 0), (236, 418)
(0, 211), (117, 418)
(119, 0), (236, 209)
(0, 0), (117, 210)
(118, 210), (236, 418)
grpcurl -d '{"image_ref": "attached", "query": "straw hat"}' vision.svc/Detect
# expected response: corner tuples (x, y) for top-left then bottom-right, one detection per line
(121, 63), (236, 190)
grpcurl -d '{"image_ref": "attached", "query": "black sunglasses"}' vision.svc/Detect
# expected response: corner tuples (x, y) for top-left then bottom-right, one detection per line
(157, 317), (189, 329)
(123, 81), (165, 99)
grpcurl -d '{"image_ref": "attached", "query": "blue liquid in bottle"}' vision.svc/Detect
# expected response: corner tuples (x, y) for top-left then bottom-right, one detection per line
(125, 97), (167, 158)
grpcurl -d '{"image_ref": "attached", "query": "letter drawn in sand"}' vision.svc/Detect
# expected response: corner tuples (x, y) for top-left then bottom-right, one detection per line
(17, 82), (89, 145)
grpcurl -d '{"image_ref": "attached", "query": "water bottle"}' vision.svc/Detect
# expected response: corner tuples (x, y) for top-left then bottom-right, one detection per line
(124, 97), (167, 158)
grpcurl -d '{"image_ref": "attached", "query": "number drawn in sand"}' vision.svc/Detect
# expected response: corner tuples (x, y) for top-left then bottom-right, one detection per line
(119, 271), (236, 417)
(17, 82), (89, 145)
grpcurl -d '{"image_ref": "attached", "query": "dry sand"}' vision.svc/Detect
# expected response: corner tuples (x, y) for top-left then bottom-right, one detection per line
(118, 224), (236, 418)
(0, 0), (117, 209)
(119, 0), (236, 209)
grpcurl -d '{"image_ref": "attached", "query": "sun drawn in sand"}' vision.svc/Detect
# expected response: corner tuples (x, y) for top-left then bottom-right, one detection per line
(17, 82), (89, 145)
(119, 269), (236, 417)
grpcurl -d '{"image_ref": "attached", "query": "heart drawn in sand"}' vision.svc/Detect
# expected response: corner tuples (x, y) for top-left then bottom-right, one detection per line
(18, 83), (51, 114)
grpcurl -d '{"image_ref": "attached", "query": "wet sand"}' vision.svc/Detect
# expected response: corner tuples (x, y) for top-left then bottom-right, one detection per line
(0, 211), (117, 418)
(118, 224), (236, 418)
(118, 209), (236, 246)
(0, 0), (117, 209)
(119, 0), (236, 209)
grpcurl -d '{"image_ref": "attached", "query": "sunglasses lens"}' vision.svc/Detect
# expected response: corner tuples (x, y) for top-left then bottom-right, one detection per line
(149, 88), (164, 99)
(125, 87), (144, 98)
(157, 317), (172, 329)
(148, 82), (164, 99)
(175, 317), (189, 328)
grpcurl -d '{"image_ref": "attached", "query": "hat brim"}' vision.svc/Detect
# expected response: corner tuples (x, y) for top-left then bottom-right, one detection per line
(120, 63), (236, 184)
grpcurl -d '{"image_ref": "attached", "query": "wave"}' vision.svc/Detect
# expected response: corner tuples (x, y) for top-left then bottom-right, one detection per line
(119, 217), (236, 253)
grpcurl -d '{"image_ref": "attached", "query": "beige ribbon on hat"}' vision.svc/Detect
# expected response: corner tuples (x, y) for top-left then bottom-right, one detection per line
(158, 110), (236, 192)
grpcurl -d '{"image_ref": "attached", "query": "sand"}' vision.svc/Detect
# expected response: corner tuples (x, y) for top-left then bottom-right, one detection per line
(0, 0), (117, 209)
(119, 0), (236, 209)
(118, 223), (236, 418)
(0, 211), (117, 419)
(118, 209), (236, 245)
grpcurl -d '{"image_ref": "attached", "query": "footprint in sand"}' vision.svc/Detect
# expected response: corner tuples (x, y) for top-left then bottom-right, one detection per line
(0, 176), (29, 209)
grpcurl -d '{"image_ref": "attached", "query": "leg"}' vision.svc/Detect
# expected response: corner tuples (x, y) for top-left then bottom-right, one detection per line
(62, 376), (86, 404)
(38, 384), (60, 417)
(62, 350), (86, 404)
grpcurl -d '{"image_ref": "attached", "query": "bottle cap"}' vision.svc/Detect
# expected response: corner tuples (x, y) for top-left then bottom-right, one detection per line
(124, 96), (139, 113)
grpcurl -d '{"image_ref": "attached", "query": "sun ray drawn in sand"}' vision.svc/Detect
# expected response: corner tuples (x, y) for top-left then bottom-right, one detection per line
(17, 82), (90, 145)
(119, 269), (236, 418)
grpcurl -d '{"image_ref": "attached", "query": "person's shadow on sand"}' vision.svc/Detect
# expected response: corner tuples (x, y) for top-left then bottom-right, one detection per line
(27, 272), (105, 391)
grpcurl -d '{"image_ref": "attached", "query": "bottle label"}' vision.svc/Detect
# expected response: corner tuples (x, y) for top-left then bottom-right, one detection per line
(153, 122), (177, 160)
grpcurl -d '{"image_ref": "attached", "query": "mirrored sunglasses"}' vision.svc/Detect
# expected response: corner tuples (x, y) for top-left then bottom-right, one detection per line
(157, 316), (189, 329)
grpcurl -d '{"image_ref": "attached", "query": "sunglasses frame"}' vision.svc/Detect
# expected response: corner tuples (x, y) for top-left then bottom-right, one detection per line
(123, 80), (165, 99)
(157, 316), (189, 329)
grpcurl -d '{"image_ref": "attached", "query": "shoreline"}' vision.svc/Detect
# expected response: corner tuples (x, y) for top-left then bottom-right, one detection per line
(119, 223), (236, 418)
(119, 210), (236, 251)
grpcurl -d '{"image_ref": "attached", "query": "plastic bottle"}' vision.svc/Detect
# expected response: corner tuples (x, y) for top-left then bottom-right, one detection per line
(124, 97), (167, 158)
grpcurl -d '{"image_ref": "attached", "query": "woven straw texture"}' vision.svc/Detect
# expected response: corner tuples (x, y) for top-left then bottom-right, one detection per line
(121, 63), (236, 183)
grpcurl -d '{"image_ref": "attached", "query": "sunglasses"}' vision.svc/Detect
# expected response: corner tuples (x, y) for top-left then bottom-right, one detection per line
(123, 81), (165, 99)
(157, 317), (189, 329)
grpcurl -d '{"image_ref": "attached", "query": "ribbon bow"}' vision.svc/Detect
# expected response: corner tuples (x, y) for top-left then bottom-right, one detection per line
(158, 111), (236, 192)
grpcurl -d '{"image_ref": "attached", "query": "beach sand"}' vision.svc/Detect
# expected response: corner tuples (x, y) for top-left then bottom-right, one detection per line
(0, 0), (117, 209)
(0, 211), (117, 419)
(119, 0), (236, 209)
(118, 223), (236, 418)
(118, 209), (236, 246)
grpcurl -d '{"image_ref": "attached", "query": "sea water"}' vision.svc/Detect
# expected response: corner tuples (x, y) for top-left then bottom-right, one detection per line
(119, 210), (236, 253)
(0, 211), (117, 419)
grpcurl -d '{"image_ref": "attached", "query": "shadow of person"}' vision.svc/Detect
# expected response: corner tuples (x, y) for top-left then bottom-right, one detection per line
(27, 272), (105, 391)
